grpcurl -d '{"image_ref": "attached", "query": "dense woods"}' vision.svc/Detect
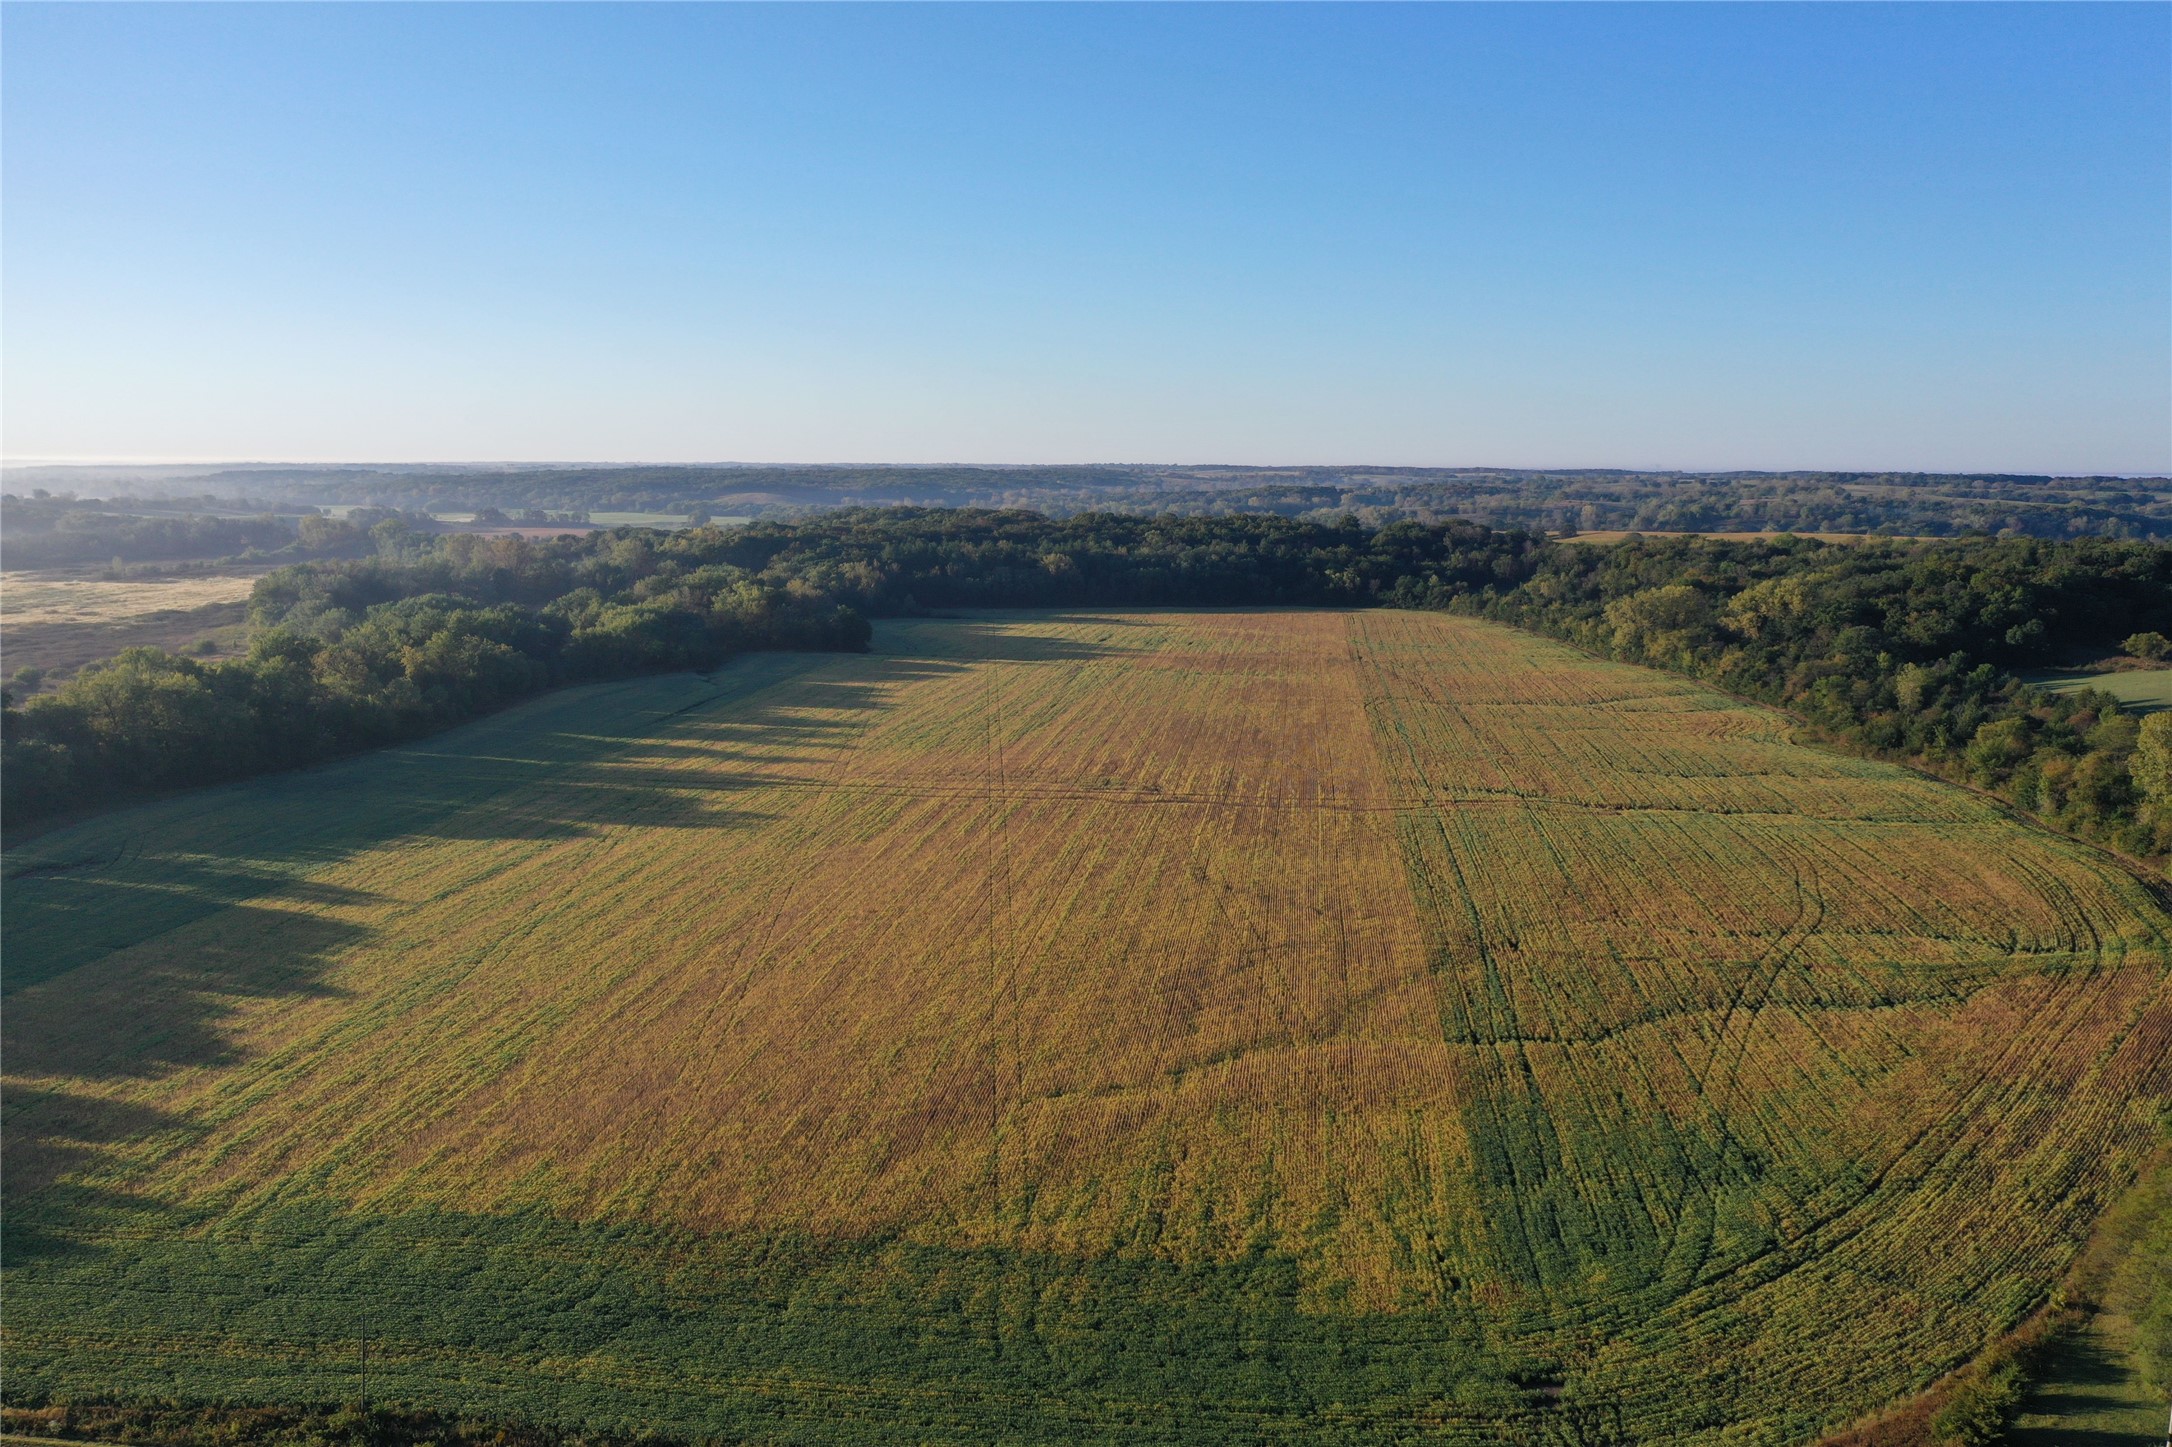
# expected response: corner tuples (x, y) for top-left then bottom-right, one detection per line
(8, 510), (2172, 864)
(697, 508), (1545, 610)
(0, 494), (452, 570)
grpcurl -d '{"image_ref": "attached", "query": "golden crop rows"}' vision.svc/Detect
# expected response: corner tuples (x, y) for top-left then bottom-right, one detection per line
(5, 609), (2167, 1442)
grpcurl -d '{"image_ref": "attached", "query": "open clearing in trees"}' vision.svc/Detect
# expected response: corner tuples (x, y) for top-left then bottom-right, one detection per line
(6, 610), (2169, 1444)
(1, 569), (263, 681)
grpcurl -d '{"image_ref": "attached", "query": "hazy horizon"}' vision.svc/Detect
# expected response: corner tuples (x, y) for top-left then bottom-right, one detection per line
(9, 456), (2172, 483)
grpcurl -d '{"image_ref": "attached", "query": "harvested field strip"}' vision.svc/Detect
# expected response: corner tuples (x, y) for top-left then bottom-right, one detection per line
(6, 609), (2169, 1445)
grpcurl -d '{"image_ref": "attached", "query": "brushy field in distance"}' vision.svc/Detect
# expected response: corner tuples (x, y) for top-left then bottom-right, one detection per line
(0, 573), (262, 628)
(5, 610), (2169, 1444)
(1, 570), (261, 682)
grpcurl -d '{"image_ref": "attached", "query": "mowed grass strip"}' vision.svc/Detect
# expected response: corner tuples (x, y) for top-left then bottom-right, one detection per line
(5, 610), (2169, 1444)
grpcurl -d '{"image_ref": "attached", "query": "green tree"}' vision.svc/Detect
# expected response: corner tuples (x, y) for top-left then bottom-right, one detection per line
(1604, 584), (1712, 654)
(1929, 1362), (2024, 1446)
(2132, 713), (2172, 806)
(1964, 717), (2034, 787)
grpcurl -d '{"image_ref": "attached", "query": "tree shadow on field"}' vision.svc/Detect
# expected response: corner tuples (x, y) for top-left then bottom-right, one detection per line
(0, 659), (868, 998)
(887, 613), (1145, 666)
(0, 615), (1343, 1417)
(0, 634), (1077, 1010)
(5, 904), (370, 1079)
(1, 1083), (201, 1265)
(0, 906), (369, 1269)
(2007, 1324), (2168, 1447)
(0, 651), (947, 1266)
(0, 627), (1130, 1262)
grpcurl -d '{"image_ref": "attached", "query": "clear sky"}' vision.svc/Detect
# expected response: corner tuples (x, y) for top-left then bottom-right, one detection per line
(4, 2), (2167, 473)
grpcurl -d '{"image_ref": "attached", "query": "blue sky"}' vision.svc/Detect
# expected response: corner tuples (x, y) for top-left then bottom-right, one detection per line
(4, 3), (2166, 472)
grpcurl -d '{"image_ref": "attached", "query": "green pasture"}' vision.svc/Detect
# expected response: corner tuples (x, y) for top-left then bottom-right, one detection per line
(2024, 667), (2172, 714)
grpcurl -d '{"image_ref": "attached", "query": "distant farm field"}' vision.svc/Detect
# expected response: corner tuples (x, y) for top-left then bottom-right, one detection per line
(5, 611), (2169, 1444)
(2026, 666), (2172, 715)
(0, 572), (261, 626)
(1, 569), (261, 681)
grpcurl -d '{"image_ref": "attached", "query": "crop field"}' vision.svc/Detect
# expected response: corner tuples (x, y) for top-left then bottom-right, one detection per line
(5, 610), (2170, 1444)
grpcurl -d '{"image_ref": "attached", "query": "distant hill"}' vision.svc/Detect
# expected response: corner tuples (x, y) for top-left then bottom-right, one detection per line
(8, 462), (2170, 539)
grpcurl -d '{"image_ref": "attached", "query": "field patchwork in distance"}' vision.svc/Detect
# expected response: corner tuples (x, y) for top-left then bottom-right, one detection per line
(4, 610), (2169, 1444)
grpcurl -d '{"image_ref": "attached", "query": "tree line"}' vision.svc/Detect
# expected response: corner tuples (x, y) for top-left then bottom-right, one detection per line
(1, 507), (299, 570)
(0, 493), (604, 573)
(1, 536), (872, 826)
(0, 495), (437, 571)
(8, 510), (2172, 862)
